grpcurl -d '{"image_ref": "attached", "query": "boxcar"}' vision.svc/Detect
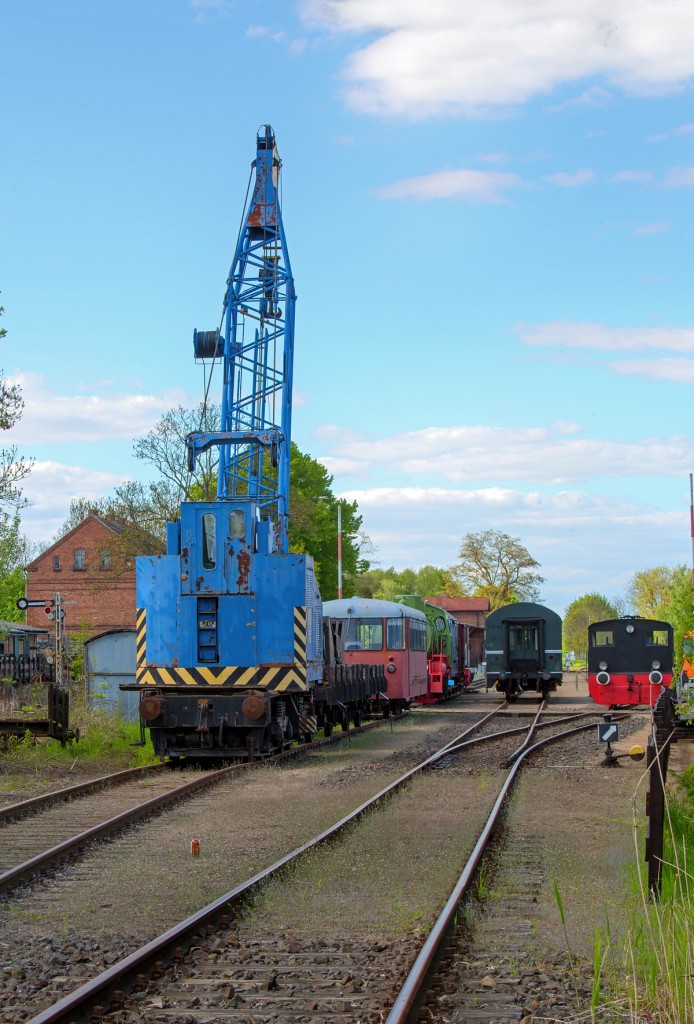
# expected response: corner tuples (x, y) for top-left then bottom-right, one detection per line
(587, 617), (673, 707)
(485, 602), (563, 700)
(322, 597), (428, 712)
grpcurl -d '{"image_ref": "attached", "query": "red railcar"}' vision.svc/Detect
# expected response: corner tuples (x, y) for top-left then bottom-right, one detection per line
(322, 597), (428, 712)
(587, 617), (673, 707)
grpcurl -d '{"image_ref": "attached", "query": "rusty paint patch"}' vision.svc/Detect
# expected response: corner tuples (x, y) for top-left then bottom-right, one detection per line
(236, 549), (250, 592)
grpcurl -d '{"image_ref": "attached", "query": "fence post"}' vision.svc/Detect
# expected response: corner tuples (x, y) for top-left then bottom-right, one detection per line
(645, 690), (675, 898)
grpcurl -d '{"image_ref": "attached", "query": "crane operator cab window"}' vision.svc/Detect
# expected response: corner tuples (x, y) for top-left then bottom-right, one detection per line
(229, 509), (245, 540)
(201, 513), (217, 569)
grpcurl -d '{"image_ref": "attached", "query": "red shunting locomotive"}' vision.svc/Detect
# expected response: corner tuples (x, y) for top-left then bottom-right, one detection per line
(587, 617), (673, 707)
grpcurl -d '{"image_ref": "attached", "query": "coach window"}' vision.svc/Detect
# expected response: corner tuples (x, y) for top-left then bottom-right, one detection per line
(201, 513), (217, 569)
(386, 617), (404, 650)
(409, 619), (427, 651)
(646, 630), (669, 646)
(593, 630), (614, 646)
(74, 549), (85, 571)
(53, 556), (61, 571)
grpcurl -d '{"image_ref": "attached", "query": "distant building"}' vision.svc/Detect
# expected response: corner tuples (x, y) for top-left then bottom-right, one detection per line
(24, 513), (158, 637)
(427, 596), (490, 669)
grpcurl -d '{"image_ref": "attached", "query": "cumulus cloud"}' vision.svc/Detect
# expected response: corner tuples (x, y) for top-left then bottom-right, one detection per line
(515, 320), (694, 352)
(375, 168), (523, 203)
(612, 357), (694, 383)
(545, 168), (595, 187)
(318, 423), (694, 486)
(664, 166), (694, 187)
(334, 484), (687, 611)
(634, 222), (669, 235)
(613, 170), (654, 183)
(302, 0), (694, 117)
(8, 372), (189, 446)
(20, 461), (129, 544)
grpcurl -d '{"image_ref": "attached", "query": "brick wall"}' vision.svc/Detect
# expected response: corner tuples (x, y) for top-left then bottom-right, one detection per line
(25, 517), (137, 637)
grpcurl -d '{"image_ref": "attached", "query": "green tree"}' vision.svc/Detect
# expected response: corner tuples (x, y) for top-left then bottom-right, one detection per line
(627, 566), (677, 618)
(449, 529), (544, 610)
(668, 565), (694, 674)
(562, 592), (618, 662)
(0, 511), (27, 621)
(0, 302), (32, 509)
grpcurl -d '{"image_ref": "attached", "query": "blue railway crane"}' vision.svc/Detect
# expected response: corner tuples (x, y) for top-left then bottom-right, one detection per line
(129, 126), (324, 760)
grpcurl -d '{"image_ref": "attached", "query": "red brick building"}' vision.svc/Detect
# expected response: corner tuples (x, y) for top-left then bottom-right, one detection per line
(427, 596), (490, 669)
(24, 514), (142, 637)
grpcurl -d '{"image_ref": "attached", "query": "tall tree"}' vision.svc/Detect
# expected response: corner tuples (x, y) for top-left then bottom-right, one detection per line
(0, 302), (32, 509)
(667, 565), (694, 674)
(449, 529), (544, 610)
(562, 592), (618, 662)
(0, 511), (28, 621)
(627, 566), (676, 618)
(133, 402), (221, 502)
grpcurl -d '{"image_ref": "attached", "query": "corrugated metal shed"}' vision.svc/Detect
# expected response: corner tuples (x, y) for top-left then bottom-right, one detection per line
(84, 629), (139, 720)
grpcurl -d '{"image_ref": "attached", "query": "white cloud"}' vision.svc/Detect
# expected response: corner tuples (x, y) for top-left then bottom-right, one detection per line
(613, 169), (654, 183)
(634, 222), (669, 235)
(612, 357), (694, 383)
(319, 423), (694, 486)
(515, 320), (694, 353)
(335, 484), (687, 611)
(20, 461), (129, 544)
(8, 372), (189, 446)
(302, 0), (694, 117)
(545, 168), (595, 187)
(675, 123), (694, 134)
(376, 168), (523, 203)
(664, 166), (694, 187)
(548, 86), (613, 111)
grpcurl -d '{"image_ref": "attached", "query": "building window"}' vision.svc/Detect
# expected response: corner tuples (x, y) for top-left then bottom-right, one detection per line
(74, 549), (86, 571)
(53, 555), (61, 571)
(124, 555), (134, 571)
(100, 549), (111, 570)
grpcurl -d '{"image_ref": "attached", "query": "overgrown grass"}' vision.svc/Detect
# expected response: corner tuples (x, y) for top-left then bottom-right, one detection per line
(1, 691), (157, 769)
(615, 762), (694, 1022)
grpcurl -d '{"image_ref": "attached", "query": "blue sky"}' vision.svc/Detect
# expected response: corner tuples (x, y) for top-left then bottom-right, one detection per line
(3, 0), (693, 613)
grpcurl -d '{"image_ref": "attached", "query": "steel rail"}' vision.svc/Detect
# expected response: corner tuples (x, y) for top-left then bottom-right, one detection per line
(0, 714), (406, 895)
(385, 715), (616, 1023)
(0, 761), (167, 824)
(25, 705), (576, 1024)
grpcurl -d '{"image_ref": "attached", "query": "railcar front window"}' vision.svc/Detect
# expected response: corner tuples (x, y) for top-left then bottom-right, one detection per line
(592, 631), (614, 646)
(345, 618), (383, 651)
(386, 617), (404, 650)
(646, 630), (669, 646)
(202, 513), (217, 569)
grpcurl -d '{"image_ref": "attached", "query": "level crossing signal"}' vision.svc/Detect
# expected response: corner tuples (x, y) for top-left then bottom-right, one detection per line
(16, 598), (51, 610)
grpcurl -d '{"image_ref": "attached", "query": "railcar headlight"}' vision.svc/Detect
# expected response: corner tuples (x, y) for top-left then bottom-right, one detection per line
(651, 660), (661, 670)
(649, 670), (663, 685)
(626, 624), (635, 633)
(386, 664), (396, 674)
(596, 671), (610, 686)
(599, 661), (608, 671)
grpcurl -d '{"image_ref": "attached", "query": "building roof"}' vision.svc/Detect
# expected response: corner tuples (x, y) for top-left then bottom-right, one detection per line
(0, 620), (50, 635)
(427, 596), (490, 612)
(25, 512), (135, 570)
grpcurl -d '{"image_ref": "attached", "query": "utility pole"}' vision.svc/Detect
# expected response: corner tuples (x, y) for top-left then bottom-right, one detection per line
(337, 503), (343, 600)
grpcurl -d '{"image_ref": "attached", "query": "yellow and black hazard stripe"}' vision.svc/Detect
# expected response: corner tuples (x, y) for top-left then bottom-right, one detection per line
(136, 608), (146, 671)
(135, 605), (310, 691)
(298, 714), (318, 735)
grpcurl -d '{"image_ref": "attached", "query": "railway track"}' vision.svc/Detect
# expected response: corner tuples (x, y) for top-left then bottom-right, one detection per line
(0, 714), (407, 897)
(20, 704), (615, 1024)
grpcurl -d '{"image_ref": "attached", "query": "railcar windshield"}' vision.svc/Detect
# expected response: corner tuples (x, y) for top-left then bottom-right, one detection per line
(646, 629), (670, 646)
(592, 630), (614, 646)
(345, 618), (383, 651)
